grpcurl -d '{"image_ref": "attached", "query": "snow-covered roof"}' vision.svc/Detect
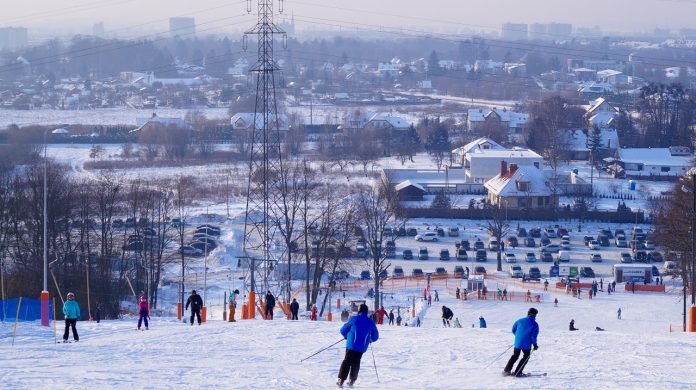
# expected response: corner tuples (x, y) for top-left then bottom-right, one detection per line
(467, 147), (542, 159)
(366, 113), (410, 129)
(136, 113), (190, 128)
(485, 165), (551, 197)
(579, 83), (615, 94)
(589, 112), (616, 128)
(618, 148), (693, 166)
(565, 128), (620, 151)
(452, 137), (504, 155)
(394, 180), (425, 192)
(230, 112), (290, 131)
(467, 108), (529, 128)
(597, 69), (623, 78)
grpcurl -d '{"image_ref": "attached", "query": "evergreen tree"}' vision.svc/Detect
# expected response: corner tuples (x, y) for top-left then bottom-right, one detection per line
(587, 125), (602, 160)
(431, 190), (451, 209)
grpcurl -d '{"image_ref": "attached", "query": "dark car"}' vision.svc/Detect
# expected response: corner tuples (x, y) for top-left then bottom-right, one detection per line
(360, 270), (371, 280)
(178, 245), (202, 256)
(506, 236), (519, 248)
(474, 239), (485, 250)
(475, 249), (487, 262)
(142, 227), (157, 237)
(412, 268), (424, 277)
(540, 237), (551, 246)
(383, 227), (393, 237)
(517, 227), (527, 237)
(394, 227), (407, 237)
(557, 227), (569, 237)
(541, 252), (554, 262)
(529, 228), (542, 238)
(440, 249), (450, 261)
(436, 228), (445, 237)
(403, 249), (413, 260)
(418, 247), (429, 260)
(599, 229), (614, 239)
(460, 240), (471, 251)
(194, 236), (218, 248)
(378, 269), (388, 279)
(634, 250), (648, 263)
(196, 227), (221, 237)
(580, 266), (595, 278)
(407, 228), (418, 237)
(125, 217), (137, 228)
(112, 219), (124, 229)
(435, 267), (448, 276)
(393, 266), (405, 277)
(456, 249), (468, 261)
(524, 237), (536, 247)
(123, 240), (147, 251)
(190, 241), (215, 252)
(583, 236), (595, 246)
(648, 251), (663, 263)
(598, 235), (610, 247)
(527, 266), (542, 280)
(453, 265), (465, 278)
(474, 266), (487, 275)
(615, 229), (626, 238)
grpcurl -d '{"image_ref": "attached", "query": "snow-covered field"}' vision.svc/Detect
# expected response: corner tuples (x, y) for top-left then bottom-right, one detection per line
(4, 282), (694, 389)
(0, 108), (230, 127)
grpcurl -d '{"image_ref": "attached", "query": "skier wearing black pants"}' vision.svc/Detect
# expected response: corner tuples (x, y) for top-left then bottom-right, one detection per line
(337, 304), (379, 388)
(265, 291), (276, 320)
(503, 308), (539, 377)
(290, 298), (300, 320)
(185, 290), (203, 325)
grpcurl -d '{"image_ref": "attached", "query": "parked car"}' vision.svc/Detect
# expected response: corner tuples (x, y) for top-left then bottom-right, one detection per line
(475, 250), (487, 262)
(557, 228), (569, 237)
(197, 224), (221, 233)
(360, 270), (371, 280)
(634, 250), (648, 263)
(439, 249), (450, 261)
(598, 229), (614, 239)
(517, 227), (527, 237)
(412, 268), (424, 277)
(383, 227), (393, 237)
(527, 266), (542, 280)
(453, 266), (465, 278)
(506, 236), (519, 248)
(662, 261), (677, 274)
(524, 237), (536, 247)
(588, 240), (600, 250)
(529, 228), (541, 238)
(473, 239), (485, 250)
(541, 244), (561, 254)
(541, 252), (553, 262)
(560, 240), (571, 250)
(178, 245), (202, 256)
(393, 266), (405, 277)
(403, 249), (413, 260)
(590, 253), (603, 263)
(557, 251), (570, 262)
(415, 231), (438, 242)
(378, 269), (388, 279)
(196, 227), (221, 237)
(540, 237), (551, 246)
(447, 227), (460, 237)
(112, 219), (124, 228)
(583, 236), (594, 246)
(125, 217), (137, 228)
(648, 251), (663, 263)
(456, 249), (468, 261)
(580, 266), (595, 278)
(544, 227), (557, 238)
(418, 247), (429, 260)
(435, 267), (448, 276)
(474, 266), (487, 275)
(525, 252), (537, 263)
(407, 228), (418, 236)
(436, 228), (445, 237)
(598, 235), (610, 247)
(509, 265), (523, 278)
(460, 240), (471, 251)
(194, 237), (218, 249)
(643, 241), (656, 250)
(614, 229), (626, 238)
(488, 239), (499, 251)
(620, 252), (633, 263)
(615, 237), (628, 247)
(505, 253), (517, 263)
(190, 241), (215, 252)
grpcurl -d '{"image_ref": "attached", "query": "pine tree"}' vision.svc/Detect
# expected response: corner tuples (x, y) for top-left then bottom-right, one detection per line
(588, 125), (602, 160)
(431, 191), (451, 209)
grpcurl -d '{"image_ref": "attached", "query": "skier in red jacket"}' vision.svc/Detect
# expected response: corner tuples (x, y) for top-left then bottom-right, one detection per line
(137, 296), (150, 330)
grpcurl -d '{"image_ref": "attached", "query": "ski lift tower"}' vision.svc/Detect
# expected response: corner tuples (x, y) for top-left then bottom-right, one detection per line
(242, 0), (287, 319)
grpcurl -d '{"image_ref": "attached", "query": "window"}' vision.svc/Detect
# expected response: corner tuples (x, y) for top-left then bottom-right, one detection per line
(517, 181), (529, 191)
(537, 197), (543, 207)
(534, 162), (540, 168)
(661, 167), (671, 172)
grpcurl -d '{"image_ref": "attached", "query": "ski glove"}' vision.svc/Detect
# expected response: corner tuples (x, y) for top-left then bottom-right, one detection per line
(533, 344), (539, 350)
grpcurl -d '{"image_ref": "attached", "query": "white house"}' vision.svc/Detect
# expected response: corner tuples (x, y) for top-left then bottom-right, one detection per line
(230, 112), (290, 133)
(617, 147), (693, 178)
(466, 108), (529, 141)
(363, 113), (411, 134)
(133, 113), (191, 133)
(451, 137), (504, 166)
(564, 128), (620, 160)
(484, 162), (557, 210)
(464, 145), (543, 184)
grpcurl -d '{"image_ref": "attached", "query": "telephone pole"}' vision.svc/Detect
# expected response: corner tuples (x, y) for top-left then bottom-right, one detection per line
(242, 0), (287, 317)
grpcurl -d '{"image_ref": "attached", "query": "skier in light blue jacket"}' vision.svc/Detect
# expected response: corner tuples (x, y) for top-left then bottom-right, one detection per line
(62, 292), (81, 342)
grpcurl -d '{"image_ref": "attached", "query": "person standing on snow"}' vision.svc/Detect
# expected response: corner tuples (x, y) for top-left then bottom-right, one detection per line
(185, 290), (203, 325)
(375, 306), (387, 325)
(336, 304), (379, 388)
(503, 308), (539, 377)
(441, 306), (454, 327)
(427, 294), (432, 306)
(617, 308), (622, 320)
(137, 296), (150, 330)
(264, 291), (276, 320)
(388, 310), (395, 325)
(62, 292), (81, 342)
(416, 317), (421, 327)
(479, 316), (487, 328)
(228, 289), (239, 322)
(290, 298), (300, 320)
(396, 314), (402, 326)
(310, 304), (318, 321)
(456, 287), (460, 299)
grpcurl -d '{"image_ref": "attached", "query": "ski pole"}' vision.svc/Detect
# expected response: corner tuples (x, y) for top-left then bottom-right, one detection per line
(484, 344), (513, 369)
(370, 343), (380, 383)
(300, 338), (344, 362)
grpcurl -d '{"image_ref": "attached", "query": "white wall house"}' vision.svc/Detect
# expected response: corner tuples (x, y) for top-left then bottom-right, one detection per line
(484, 162), (557, 210)
(617, 147), (693, 178)
(465, 146), (543, 184)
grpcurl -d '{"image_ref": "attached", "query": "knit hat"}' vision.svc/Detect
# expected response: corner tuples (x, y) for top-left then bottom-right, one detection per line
(528, 308), (538, 317)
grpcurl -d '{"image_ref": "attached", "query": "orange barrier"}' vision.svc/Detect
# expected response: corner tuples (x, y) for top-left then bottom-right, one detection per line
(247, 291), (256, 319)
(177, 303), (182, 321)
(555, 282), (594, 289)
(241, 304), (248, 319)
(201, 306), (207, 323)
(690, 307), (696, 333)
(623, 284), (666, 293)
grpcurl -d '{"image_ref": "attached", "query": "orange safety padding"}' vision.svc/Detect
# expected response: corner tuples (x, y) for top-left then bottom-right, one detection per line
(241, 304), (248, 319)
(177, 303), (182, 321)
(690, 307), (696, 332)
(201, 306), (207, 323)
(248, 291), (256, 319)
(623, 284), (665, 292)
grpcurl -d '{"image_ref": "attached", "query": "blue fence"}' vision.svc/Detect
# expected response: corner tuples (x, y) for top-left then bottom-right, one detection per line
(0, 298), (55, 322)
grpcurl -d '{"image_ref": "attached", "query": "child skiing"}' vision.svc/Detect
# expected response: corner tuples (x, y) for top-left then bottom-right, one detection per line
(62, 292), (81, 342)
(228, 289), (239, 322)
(138, 296), (150, 330)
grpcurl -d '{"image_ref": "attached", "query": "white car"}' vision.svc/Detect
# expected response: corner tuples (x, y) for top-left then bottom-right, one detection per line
(588, 240), (600, 250)
(643, 241), (655, 250)
(560, 240), (571, 250)
(590, 253), (603, 262)
(415, 231), (438, 242)
(509, 265), (523, 278)
(505, 253), (517, 263)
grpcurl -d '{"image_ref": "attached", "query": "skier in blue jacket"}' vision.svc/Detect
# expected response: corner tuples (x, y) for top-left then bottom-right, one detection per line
(503, 308), (539, 377)
(479, 316), (487, 328)
(62, 292), (81, 342)
(337, 304), (379, 388)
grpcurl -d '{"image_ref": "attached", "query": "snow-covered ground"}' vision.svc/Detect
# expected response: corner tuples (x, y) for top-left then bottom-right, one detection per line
(0, 108), (230, 127)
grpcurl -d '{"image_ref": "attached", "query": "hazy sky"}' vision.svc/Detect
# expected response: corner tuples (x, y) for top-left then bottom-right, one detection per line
(3, 0), (695, 38)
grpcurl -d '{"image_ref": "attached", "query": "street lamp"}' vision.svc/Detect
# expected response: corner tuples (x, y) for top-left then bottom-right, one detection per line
(680, 169), (696, 332)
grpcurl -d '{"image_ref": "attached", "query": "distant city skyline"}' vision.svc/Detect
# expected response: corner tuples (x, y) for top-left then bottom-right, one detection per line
(2, 0), (695, 39)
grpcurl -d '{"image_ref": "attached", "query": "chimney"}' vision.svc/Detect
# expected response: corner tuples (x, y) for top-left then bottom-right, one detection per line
(509, 163), (519, 176)
(500, 160), (508, 176)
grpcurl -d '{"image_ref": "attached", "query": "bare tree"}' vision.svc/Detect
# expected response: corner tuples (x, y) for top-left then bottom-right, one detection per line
(486, 203), (510, 272)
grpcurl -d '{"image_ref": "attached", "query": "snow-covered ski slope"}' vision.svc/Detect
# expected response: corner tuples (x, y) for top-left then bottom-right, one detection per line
(4, 289), (695, 389)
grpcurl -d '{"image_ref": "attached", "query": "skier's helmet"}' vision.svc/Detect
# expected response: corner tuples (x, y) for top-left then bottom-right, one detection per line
(67, 292), (75, 298)
(140, 296), (147, 302)
(527, 308), (538, 317)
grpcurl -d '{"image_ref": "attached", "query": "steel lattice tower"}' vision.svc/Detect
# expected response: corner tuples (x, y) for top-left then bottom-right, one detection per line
(242, 0), (286, 295)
